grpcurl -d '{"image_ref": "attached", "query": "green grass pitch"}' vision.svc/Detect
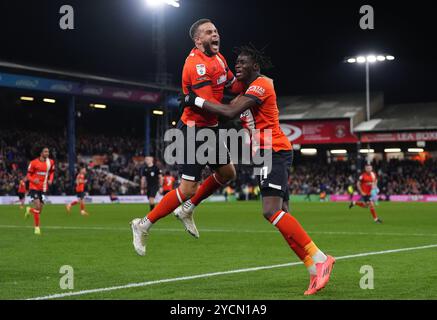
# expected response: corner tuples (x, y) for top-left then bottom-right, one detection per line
(1, 201), (436, 300)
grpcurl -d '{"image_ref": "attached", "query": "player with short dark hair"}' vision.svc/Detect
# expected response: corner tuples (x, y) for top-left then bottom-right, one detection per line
(349, 164), (382, 223)
(179, 44), (335, 295)
(131, 18), (244, 249)
(66, 167), (89, 216)
(140, 156), (163, 212)
(25, 146), (55, 235)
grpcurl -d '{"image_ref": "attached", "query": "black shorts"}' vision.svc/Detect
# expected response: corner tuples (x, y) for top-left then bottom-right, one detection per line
(176, 121), (231, 182)
(258, 150), (293, 201)
(77, 192), (85, 200)
(147, 184), (160, 198)
(29, 190), (46, 203)
(360, 195), (371, 203)
(17, 192), (25, 200)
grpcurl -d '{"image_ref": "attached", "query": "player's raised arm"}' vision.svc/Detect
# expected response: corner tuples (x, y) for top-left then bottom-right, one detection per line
(182, 91), (256, 119)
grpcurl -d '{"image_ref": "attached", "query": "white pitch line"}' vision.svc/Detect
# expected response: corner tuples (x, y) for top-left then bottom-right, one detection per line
(27, 243), (437, 300)
(1, 224), (437, 238)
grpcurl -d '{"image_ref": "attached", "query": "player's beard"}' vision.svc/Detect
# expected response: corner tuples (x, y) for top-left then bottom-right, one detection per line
(203, 41), (218, 56)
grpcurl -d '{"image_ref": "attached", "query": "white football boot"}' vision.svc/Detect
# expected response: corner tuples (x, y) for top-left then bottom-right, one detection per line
(130, 218), (148, 256)
(174, 201), (199, 238)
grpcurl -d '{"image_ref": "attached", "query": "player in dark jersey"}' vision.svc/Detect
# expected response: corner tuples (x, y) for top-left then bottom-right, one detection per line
(180, 45), (335, 296)
(140, 156), (163, 212)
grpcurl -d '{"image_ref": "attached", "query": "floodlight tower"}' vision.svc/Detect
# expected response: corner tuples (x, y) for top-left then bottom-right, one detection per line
(345, 53), (395, 166)
(144, 0), (180, 156)
(345, 54), (395, 121)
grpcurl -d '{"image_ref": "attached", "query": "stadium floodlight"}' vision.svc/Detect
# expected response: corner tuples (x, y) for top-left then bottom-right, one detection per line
(20, 96), (34, 101)
(384, 148), (401, 153)
(360, 149), (375, 153)
(300, 148), (317, 155)
(366, 55), (377, 63)
(330, 149), (347, 154)
(356, 56), (366, 64)
(171, 121), (176, 126)
(344, 53), (395, 122)
(153, 110), (164, 115)
(408, 148), (424, 153)
(43, 98), (56, 104)
(90, 103), (107, 109)
(145, 0), (180, 8)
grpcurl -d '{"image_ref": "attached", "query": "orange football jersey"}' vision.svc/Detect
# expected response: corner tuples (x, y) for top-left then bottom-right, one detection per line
(239, 76), (292, 152)
(181, 48), (243, 127)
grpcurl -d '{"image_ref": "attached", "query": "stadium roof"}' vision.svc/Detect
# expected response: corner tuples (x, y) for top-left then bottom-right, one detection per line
(278, 92), (384, 124)
(0, 60), (179, 92)
(354, 102), (437, 132)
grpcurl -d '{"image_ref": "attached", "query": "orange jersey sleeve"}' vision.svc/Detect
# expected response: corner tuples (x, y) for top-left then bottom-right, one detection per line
(240, 77), (292, 152)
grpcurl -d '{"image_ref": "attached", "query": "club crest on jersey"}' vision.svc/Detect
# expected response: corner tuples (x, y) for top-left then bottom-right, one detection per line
(196, 64), (206, 76)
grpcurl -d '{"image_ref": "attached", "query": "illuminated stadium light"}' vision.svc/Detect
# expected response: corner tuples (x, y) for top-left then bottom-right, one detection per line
(408, 148), (424, 153)
(330, 149), (347, 154)
(145, 0), (180, 8)
(377, 55), (386, 61)
(386, 55), (395, 60)
(347, 58), (356, 63)
(43, 98), (56, 104)
(360, 149), (375, 154)
(300, 148), (317, 155)
(171, 121), (176, 126)
(153, 110), (164, 115)
(20, 96), (34, 101)
(384, 148), (401, 153)
(366, 55), (377, 63)
(356, 56), (366, 64)
(90, 103), (107, 109)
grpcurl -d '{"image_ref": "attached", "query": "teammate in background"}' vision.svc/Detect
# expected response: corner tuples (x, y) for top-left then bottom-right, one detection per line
(140, 156), (163, 212)
(162, 171), (176, 196)
(131, 18), (244, 244)
(349, 164), (382, 223)
(25, 147), (55, 235)
(179, 45), (335, 295)
(16, 175), (27, 209)
(66, 167), (89, 216)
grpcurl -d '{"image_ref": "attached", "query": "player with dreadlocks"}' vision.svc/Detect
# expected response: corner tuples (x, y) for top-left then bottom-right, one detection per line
(180, 44), (336, 295)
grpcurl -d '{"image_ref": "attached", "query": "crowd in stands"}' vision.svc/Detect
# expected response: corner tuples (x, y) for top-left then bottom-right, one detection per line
(1, 128), (437, 197)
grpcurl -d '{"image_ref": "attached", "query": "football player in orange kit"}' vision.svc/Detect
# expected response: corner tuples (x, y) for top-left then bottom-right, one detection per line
(66, 167), (89, 216)
(180, 45), (336, 295)
(131, 19), (243, 249)
(162, 171), (176, 196)
(15, 174), (27, 209)
(25, 146), (55, 235)
(349, 164), (382, 223)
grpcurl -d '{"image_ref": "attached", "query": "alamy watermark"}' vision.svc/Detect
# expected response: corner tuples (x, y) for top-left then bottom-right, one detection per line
(163, 124), (273, 176)
(359, 265), (374, 289)
(59, 265), (74, 290)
